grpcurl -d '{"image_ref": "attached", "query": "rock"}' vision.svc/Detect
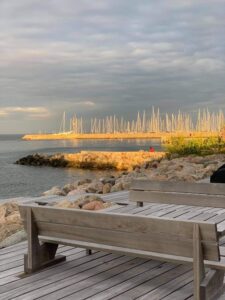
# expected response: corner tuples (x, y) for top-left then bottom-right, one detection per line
(99, 177), (116, 185)
(204, 164), (218, 177)
(74, 195), (111, 210)
(121, 181), (131, 190)
(62, 183), (76, 194)
(53, 194), (108, 211)
(54, 199), (78, 209)
(77, 178), (92, 186)
(0, 202), (23, 243)
(16, 153), (68, 168)
(0, 206), (6, 223)
(174, 165), (184, 171)
(6, 212), (21, 223)
(142, 162), (150, 169)
(75, 195), (103, 206)
(0, 230), (27, 249)
(67, 189), (87, 196)
(102, 183), (112, 194)
(151, 161), (159, 168)
(134, 166), (141, 172)
(86, 181), (104, 194)
(111, 182), (123, 193)
(82, 201), (105, 211)
(43, 186), (66, 196)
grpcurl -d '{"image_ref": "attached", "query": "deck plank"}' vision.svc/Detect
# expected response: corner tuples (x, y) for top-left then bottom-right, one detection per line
(162, 282), (193, 300)
(81, 264), (190, 300)
(37, 258), (157, 300)
(0, 251), (108, 296)
(11, 256), (139, 300)
(137, 270), (193, 300)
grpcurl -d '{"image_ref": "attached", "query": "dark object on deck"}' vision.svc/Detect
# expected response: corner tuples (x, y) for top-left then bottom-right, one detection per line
(210, 164), (225, 183)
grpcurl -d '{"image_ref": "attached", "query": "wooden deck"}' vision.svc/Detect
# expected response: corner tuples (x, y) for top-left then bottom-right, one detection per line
(1, 191), (225, 299)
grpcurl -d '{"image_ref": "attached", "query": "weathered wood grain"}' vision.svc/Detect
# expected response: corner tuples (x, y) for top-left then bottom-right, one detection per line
(131, 180), (225, 196)
(130, 190), (225, 208)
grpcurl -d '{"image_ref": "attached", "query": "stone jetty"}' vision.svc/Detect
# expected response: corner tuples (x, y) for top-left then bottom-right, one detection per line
(16, 151), (165, 171)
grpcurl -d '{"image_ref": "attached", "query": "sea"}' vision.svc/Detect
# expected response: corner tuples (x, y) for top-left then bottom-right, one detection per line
(0, 135), (161, 200)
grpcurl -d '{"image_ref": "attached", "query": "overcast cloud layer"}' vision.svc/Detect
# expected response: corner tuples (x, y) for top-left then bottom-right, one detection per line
(0, 0), (225, 133)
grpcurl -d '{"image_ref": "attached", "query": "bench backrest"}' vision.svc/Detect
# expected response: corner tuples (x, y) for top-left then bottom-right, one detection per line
(19, 204), (220, 261)
(130, 180), (225, 208)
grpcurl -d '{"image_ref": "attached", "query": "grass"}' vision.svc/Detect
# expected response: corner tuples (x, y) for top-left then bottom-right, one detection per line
(163, 136), (225, 156)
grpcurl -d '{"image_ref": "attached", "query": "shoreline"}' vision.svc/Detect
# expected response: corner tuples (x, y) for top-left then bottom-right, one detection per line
(2, 152), (225, 248)
(22, 131), (220, 141)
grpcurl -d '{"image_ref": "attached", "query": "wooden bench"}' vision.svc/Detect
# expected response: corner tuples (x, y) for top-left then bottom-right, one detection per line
(130, 180), (225, 208)
(19, 203), (225, 300)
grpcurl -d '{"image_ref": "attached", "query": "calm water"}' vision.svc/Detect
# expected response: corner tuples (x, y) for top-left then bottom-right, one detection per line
(0, 135), (161, 199)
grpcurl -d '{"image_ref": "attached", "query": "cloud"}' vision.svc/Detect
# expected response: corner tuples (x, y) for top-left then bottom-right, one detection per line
(75, 101), (95, 106)
(0, 107), (51, 119)
(0, 0), (225, 133)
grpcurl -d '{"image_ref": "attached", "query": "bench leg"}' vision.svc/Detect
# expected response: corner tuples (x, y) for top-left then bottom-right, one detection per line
(24, 208), (66, 274)
(193, 224), (205, 300)
(200, 269), (224, 300)
(193, 224), (224, 300)
(86, 249), (92, 255)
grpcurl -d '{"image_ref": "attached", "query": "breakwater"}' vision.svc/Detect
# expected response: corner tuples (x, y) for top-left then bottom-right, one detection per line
(22, 131), (219, 141)
(16, 151), (165, 171)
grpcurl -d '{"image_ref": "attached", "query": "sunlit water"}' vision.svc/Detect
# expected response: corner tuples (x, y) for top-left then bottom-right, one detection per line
(0, 135), (161, 199)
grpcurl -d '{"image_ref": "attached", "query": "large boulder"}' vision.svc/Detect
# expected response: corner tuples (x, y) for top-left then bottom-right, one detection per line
(0, 230), (26, 248)
(0, 202), (23, 243)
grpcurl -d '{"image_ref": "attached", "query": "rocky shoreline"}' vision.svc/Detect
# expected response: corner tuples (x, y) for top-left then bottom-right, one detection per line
(42, 153), (225, 197)
(2, 153), (225, 248)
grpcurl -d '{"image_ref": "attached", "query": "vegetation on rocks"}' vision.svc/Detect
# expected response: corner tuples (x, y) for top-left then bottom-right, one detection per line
(164, 137), (225, 156)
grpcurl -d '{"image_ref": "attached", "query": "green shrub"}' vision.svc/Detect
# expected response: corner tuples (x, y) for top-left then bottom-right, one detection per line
(163, 136), (225, 156)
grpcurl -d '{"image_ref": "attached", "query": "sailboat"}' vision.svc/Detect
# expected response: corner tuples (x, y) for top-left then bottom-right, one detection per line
(59, 112), (67, 134)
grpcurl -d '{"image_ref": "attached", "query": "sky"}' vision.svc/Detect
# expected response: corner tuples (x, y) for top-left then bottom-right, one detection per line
(0, 0), (225, 133)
